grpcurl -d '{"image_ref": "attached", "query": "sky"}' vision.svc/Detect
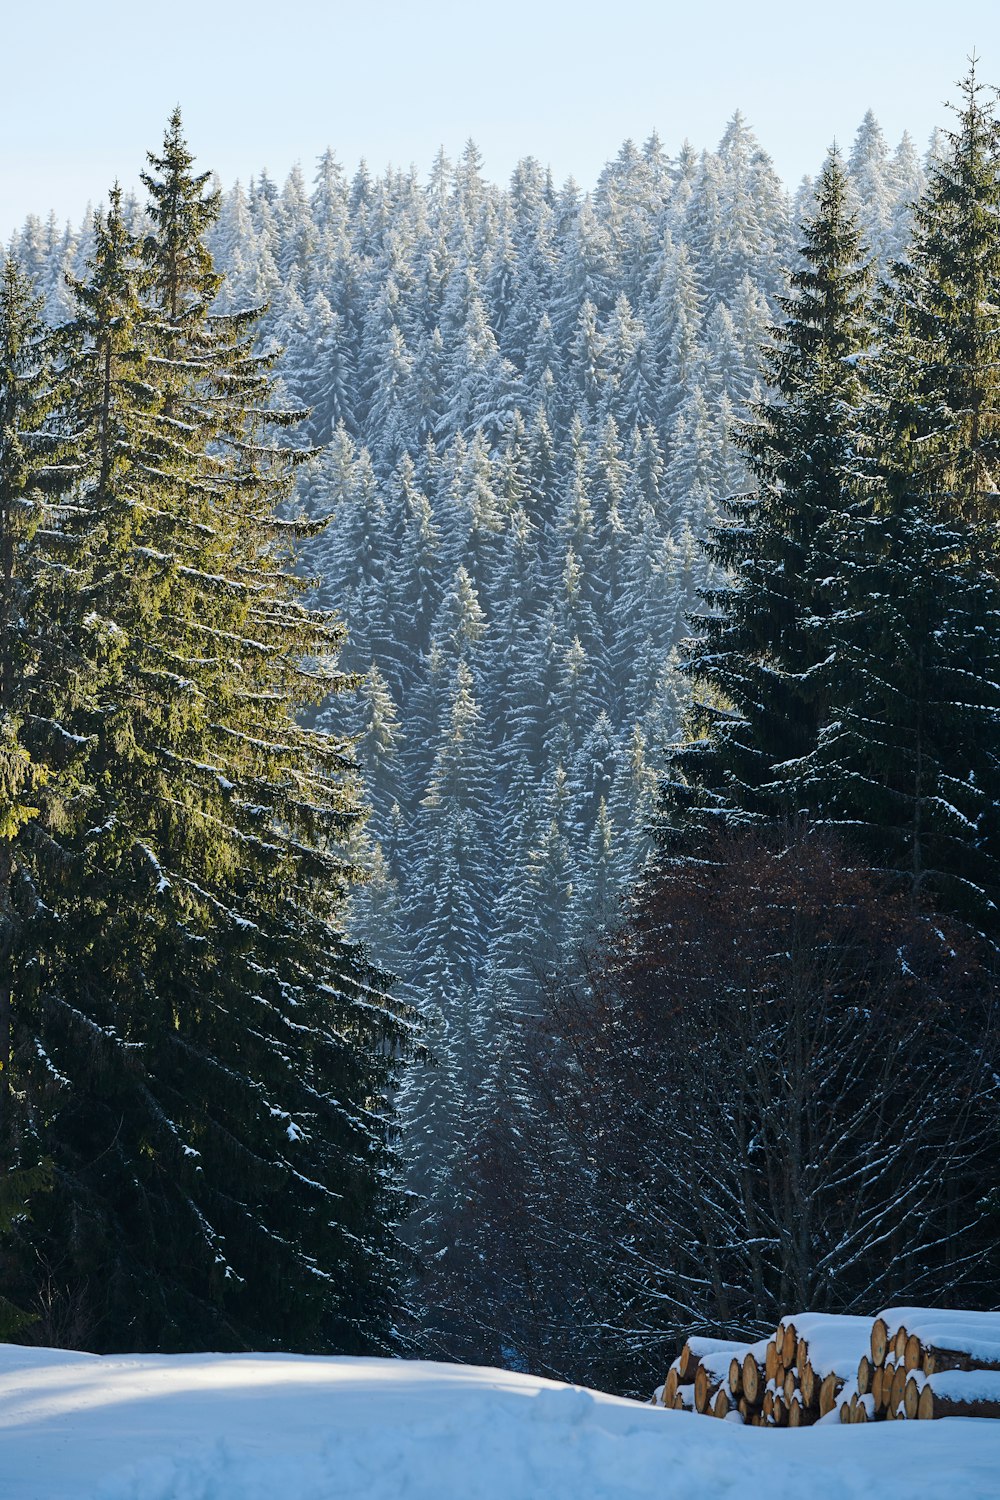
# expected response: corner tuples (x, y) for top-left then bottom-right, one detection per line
(2, 0), (995, 238)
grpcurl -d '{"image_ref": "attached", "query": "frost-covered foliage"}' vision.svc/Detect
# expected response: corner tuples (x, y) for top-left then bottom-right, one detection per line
(431, 74), (1000, 1393)
(4, 108), (927, 1289)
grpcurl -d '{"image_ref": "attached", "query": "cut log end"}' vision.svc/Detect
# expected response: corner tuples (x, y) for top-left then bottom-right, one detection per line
(871, 1317), (888, 1369)
(782, 1322), (797, 1368)
(819, 1372), (843, 1419)
(742, 1352), (762, 1407)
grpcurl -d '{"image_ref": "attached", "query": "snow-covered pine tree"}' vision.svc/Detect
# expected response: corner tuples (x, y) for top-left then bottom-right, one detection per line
(800, 70), (1000, 923)
(664, 149), (872, 834)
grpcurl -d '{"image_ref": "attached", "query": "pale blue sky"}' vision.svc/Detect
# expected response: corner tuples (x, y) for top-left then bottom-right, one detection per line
(4, 1), (995, 236)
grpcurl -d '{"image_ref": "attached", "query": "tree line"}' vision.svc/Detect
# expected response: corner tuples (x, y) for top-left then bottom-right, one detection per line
(7, 110), (926, 1270)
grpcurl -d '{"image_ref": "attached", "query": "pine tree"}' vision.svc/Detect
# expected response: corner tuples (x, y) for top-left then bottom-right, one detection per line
(666, 150), (873, 831)
(799, 71), (1000, 920)
(875, 64), (1000, 526)
(801, 503), (1000, 919)
(3, 121), (409, 1353)
(0, 258), (82, 1176)
(847, 110), (896, 263)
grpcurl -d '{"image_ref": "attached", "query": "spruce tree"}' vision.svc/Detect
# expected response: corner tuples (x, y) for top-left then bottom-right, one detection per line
(799, 71), (1000, 920)
(2, 122), (408, 1352)
(666, 149), (872, 831)
(876, 64), (1000, 527)
(0, 258), (82, 1173)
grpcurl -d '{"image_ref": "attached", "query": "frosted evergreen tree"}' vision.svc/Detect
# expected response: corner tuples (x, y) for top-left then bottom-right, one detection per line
(665, 149), (872, 832)
(6, 106), (933, 1330)
(848, 110), (896, 262)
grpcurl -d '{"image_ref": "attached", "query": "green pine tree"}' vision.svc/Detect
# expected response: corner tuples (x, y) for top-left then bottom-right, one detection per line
(798, 71), (1000, 922)
(876, 62), (1000, 528)
(0, 255), (84, 1162)
(2, 120), (409, 1353)
(664, 149), (873, 832)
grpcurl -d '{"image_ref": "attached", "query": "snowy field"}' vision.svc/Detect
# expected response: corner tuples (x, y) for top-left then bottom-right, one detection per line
(3, 1343), (1000, 1500)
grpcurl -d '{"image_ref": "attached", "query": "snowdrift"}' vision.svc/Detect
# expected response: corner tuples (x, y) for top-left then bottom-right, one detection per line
(2, 1343), (999, 1499)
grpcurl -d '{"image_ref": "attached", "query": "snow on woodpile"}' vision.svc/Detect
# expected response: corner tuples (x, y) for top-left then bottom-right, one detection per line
(655, 1308), (1000, 1428)
(860, 1308), (1000, 1422)
(657, 1316), (873, 1426)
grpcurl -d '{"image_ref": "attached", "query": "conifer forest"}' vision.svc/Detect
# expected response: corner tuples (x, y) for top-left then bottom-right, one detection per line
(2, 70), (1000, 1400)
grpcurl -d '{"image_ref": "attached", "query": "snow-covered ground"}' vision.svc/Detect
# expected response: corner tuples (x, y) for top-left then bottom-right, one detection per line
(3, 1343), (1000, 1499)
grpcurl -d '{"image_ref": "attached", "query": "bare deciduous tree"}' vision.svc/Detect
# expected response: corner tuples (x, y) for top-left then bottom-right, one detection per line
(430, 827), (1000, 1397)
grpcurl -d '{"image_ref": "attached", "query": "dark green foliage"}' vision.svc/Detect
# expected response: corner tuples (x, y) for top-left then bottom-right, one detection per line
(667, 75), (1000, 928)
(0, 1161), (50, 1339)
(667, 149), (873, 830)
(0, 254), (85, 1161)
(795, 67), (1000, 922)
(0, 119), (408, 1354)
(873, 65), (1000, 523)
(799, 501), (1000, 920)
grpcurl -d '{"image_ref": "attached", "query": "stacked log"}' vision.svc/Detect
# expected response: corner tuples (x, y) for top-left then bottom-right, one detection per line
(657, 1317), (870, 1427)
(865, 1309), (1000, 1422)
(723, 1338), (768, 1423)
(658, 1337), (766, 1422)
(657, 1307), (1000, 1426)
(755, 1314), (869, 1427)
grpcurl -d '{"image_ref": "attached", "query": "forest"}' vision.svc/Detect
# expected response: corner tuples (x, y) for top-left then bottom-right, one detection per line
(1, 66), (999, 1399)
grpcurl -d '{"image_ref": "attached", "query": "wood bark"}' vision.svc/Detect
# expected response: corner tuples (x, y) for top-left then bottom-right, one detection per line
(922, 1343), (1000, 1376)
(918, 1385), (1000, 1420)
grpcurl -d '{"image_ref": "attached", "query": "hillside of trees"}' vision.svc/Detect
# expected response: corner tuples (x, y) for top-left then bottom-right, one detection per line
(8, 103), (925, 1227)
(2, 76), (999, 1380)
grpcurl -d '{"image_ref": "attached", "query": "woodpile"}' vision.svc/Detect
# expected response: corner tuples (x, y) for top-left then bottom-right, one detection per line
(656, 1315), (869, 1426)
(656, 1308), (1000, 1427)
(849, 1308), (1000, 1423)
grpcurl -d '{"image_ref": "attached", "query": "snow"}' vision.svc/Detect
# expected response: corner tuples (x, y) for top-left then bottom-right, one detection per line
(3, 1345), (1000, 1500)
(783, 1314), (874, 1377)
(877, 1307), (1000, 1333)
(876, 1308), (1000, 1362)
(686, 1338), (752, 1381)
(924, 1370), (1000, 1405)
(683, 1336), (742, 1359)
